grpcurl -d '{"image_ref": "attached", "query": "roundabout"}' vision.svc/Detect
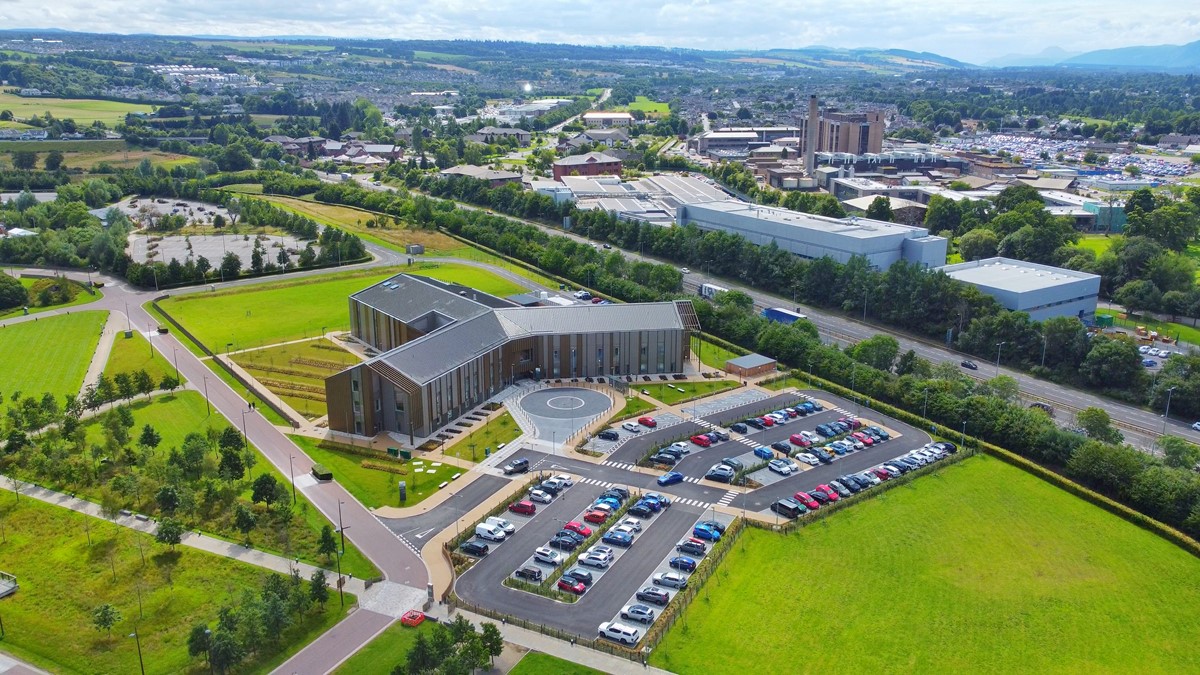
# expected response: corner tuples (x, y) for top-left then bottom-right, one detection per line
(518, 387), (613, 440)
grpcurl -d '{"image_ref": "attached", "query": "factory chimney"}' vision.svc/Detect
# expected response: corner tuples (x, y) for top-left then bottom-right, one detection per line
(805, 94), (819, 176)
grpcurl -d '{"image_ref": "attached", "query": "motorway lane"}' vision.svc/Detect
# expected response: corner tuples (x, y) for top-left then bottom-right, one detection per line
(454, 485), (701, 637)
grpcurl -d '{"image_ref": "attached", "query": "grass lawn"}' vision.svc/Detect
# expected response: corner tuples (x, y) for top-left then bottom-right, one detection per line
(103, 329), (177, 385)
(639, 380), (738, 405)
(330, 621), (436, 675)
(66, 150), (198, 171)
(224, 183), (265, 194)
(289, 435), (463, 509)
(0, 277), (102, 319)
(232, 339), (361, 420)
(0, 497), (351, 675)
(0, 310), (105, 410)
(68, 391), (378, 579)
(624, 95), (670, 116)
(692, 334), (745, 371)
(1077, 233), (1120, 256)
(0, 92), (154, 125)
(615, 395), (654, 420)
(761, 375), (806, 391)
(650, 455), (1200, 674)
(510, 652), (605, 675)
(444, 411), (521, 462)
(1097, 308), (1200, 345)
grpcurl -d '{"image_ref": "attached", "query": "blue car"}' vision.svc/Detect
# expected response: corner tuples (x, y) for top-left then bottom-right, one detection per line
(657, 471), (684, 487)
(692, 524), (721, 542)
(753, 446), (774, 460)
(594, 496), (621, 510)
(602, 530), (634, 547)
(637, 498), (663, 512)
(669, 556), (697, 572)
(1142, 358), (1157, 367)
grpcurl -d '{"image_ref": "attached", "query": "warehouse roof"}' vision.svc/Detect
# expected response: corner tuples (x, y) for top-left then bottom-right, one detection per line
(937, 257), (1099, 293)
(681, 200), (927, 240)
(726, 353), (776, 369)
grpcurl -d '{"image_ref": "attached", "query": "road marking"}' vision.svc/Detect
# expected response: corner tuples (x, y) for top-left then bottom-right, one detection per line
(413, 527), (435, 540)
(602, 461), (637, 471)
(716, 491), (737, 507)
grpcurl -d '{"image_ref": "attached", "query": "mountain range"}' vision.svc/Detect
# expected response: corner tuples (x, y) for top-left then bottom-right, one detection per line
(988, 40), (1200, 71)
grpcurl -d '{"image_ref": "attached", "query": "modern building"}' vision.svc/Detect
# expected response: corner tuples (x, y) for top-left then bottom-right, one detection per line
(438, 165), (523, 187)
(325, 274), (701, 440)
(532, 174), (730, 226)
(675, 200), (947, 269)
(552, 152), (623, 180)
(937, 257), (1101, 322)
(582, 111), (635, 128)
(467, 126), (532, 146)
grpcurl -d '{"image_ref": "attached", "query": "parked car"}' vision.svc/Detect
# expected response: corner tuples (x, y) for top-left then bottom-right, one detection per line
(653, 572), (689, 589)
(755, 445), (776, 460)
(815, 484), (841, 501)
(790, 433), (812, 447)
(583, 509), (609, 524)
(768, 458), (795, 475)
(810, 448), (834, 463)
(602, 530), (634, 547)
(771, 498), (806, 518)
(638, 416), (657, 428)
(859, 471), (882, 486)
(557, 577), (586, 594)
(705, 464), (735, 482)
(697, 519), (726, 534)
(556, 529), (586, 544)
(676, 540), (707, 556)
(960, 360), (979, 370)
(485, 516), (515, 534)
(578, 552), (611, 568)
(721, 457), (744, 472)
(937, 441), (959, 454)
(549, 535), (580, 552)
(649, 452), (678, 466)
(502, 458), (530, 475)
(808, 489), (831, 505)
(529, 489), (553, 504)
(793, 491), (820, 509)
(459, 540), (489, 556)
(533, 547), (562, 566)
(870, 467), (893, 481)
(710, 429), (731, 442)
(627, 503), (654, 518)
(565, 568), (594, 586)
(795, 452), (820, 466)
(770, 441), (792, 454)
(669, 556), (697, 572)
(670, 441), (692, 453)
(553, 474), (575, 486)
(759, 416), (775, 427)
(690, 434), (713, 447)
(730, 422), (749, 433)
(537, 480), (563, 497)
(693, 524), (721, 541)
(657, 471), (684, 486)
(514, 566), (543, 582)
(622, 421), (642, 433)
(598, 622), (641, 645)
(636, 587), (670, 606)
(744, 418), (765, 430)
(565, 521), (593, 537)
(621, 604), (656, 624)
(785, 407), (800, 418)
(869, 426), (890, 440)
(598, 430), (619, 441)
(620, 517), (643, 532)
(508, 500), (536, 516)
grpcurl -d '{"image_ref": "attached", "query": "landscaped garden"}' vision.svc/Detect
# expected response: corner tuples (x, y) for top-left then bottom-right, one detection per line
(444, 411), (521, 462)
(650, 454), (1200, 673)
(232, 338), (361, 419)
(103, 329), (177, 386)
(288, 435), (464, 508)
(638, 379), (738, 405)
(692, 334), (744, 371)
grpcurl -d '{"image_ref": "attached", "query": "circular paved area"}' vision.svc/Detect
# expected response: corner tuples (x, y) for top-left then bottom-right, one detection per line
(519, 387), (611, 420)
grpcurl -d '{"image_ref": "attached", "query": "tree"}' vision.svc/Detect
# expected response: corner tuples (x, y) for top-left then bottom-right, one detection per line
(847, 335), (899, 372)
(133, 369), (154, 398)
(138, 424), (161, 452)
(865, 196), (894, 222)
(251, 473), (282, 504)
(957, 229), (998, 261)
(156, 517), (185, 549)
(317, 524), (338, 558)
(218, 427), (243, 452)
(480, 622), (504, 667)
(1079, 336), (1142, 389)
(1160, 436), (1200, 469)
(220, 252), (242, 280)
(1076, 407), (1124, 444)
(44, 149), (65, 171)
(187, 623), (212, 659)
(218, 447), (245, 481)
(1114, 279), (1162, 315)
(405, 632), (437, 674)
(309, 569), (330, 607)
(0, 275), (29, 310)
(114, 372), (135, 401)
(159, 375), (180, 392)
(234, 503), (257, 540)
(208, 629), (245, 674)
(156, 484), (181, 515)
(11, 150), (36, 170)
(92, 603), (122, 636)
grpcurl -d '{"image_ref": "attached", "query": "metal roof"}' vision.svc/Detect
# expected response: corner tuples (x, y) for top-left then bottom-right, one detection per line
(350, 274), (493, 323)
(937, 257), (1099, 293)
(371, 312), (509, 385)
(494, 302), (686, 337)
(727, 353), (776, 369)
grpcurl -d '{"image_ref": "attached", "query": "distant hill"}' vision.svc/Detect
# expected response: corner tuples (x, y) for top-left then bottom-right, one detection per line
(985, 47), (1080, 68)
(1063, 39), (1200, 70)
(724, 46), (974, 74)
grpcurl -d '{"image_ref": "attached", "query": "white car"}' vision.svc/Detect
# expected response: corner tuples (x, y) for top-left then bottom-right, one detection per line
(621, 422), (641, 433)
(680, 267), (690, 274)
(768, 458), (795, 475)
(795, 453), (820, 466)
(620, 517), (643, 532)
(1192, 421), (1200, 432)
(670, 441), (691, 453)
(587, 544), (615, 561)
(553, 474), (575, 487)
(533, 547), (563, 566)
(579, 552), (611, 568)
(1147, 347), (1160, 356)
(529, 489), (553, 504)
(613, 524), (638, 537)
(485, 516), (515, 534)
(801, 430), (821, 442)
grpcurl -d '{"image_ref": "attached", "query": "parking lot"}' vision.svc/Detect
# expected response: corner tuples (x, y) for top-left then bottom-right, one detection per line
(582, 411), (687, 454)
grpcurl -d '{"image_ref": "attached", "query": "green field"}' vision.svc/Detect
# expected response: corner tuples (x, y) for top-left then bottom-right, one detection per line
(103, 329), (177, 385)
(0, 497), (351, 675)
(0, 277), (102, 319)
(232, 339), (361, 420)
(510, 652), (605, 675)
(1097, 308), (1200, 345)
(289, 435), (463, 509)
(692, 334), (744, 371)
(0, 92), (155, 125)
(331, 621), (435, 675)
(624, 95), (670, 116)
(193, 40), (334, 53)
(613, 395), (654, 420)
(445, 411), (521, 462)
(650, 455), (1200, 674)
(161, 263), (525, 352)
(638, 380), (738, 405)
(0, 139), (126, 153)
(0, 310), (105, 409)
(1077, 233), (1119, 256)
(224, 182), (265, 194)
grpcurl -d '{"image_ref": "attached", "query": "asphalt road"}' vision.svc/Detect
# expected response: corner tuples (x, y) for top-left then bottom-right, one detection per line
(380, 474), (512, 544)
(454, 481), (702, 637)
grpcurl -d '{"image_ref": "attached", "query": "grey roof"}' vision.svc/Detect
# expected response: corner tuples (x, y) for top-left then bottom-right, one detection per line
(494, 302), (686, 337)
(555, 151), (621, 167)
(727, 353), (776, 369)
(372, 312), (509, 385)
(351, 274), (492, 323)
(937, 257), (1099, 293)
(440, 165), (522, 181)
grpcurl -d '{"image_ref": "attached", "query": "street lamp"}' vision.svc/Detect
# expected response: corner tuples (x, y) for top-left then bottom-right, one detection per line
(128, 630), (146, 675)
(172, 346), (180, 381)
(1163, 386), (1177, 435)
(239, 409), (249, 450)
(1040, 333), (1049, 369)
(922, 388), (930, 419)
(995, 341), (1006, 375)
(202, 374), (211, 415)
(961, 420), (967, 448)
(337, 500), (348, 554)
(288, 455), (297, 504)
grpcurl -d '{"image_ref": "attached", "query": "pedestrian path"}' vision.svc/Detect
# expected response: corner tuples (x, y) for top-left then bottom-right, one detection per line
(79, 310), (116, 393)
(733, 436), (762, 449)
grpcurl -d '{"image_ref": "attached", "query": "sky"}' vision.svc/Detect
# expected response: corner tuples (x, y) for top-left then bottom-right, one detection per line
(2, 0), (1199, 64)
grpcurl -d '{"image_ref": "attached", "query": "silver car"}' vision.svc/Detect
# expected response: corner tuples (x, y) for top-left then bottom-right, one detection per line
(652, 571), (689, 589)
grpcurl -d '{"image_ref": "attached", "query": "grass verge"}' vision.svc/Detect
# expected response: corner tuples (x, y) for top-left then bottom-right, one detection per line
(287, 435), (463, 509)
(510, 652), (605, 675)
(103, 329), (177, 385)
(638, 380), (737, 405)
(330, 621), (436, 675)
(444, 411), (521, 462)
(692, 334), (743, 371)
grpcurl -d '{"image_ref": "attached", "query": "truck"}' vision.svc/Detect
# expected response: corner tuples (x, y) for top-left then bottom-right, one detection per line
(698, 283), (729, 300)
(761, 307), (808, 325)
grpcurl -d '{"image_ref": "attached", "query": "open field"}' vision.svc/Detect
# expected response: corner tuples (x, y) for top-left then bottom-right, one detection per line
(0, 139), (126, 153)
(639, 379), (738, 405)
(1097, 308), (1200, 345)
(161, 263), (525, 351)
(650, 454), (1200, 674)
(692, 334), (744, 371)
(445, 411), (521, 462)
(232, 338), (361, 419)
(66, 149), (199, 171)
(288, 435), (463, 508)
(0, 92), (155, 125)
(331, 621), (436, 675)
(0, 310), (105, 409)
(103, 328), (177, 385)
(1077, 233), (1119, 256)
(624, 95), (670, 116)
(0, 497), (351, 675)
(510, 653), (605, 675)
(224, 182), (265, 194)
(0, 277), (102, 319)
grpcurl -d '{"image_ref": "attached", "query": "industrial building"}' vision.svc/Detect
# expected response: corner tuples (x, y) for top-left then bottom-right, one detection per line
(325, 274), (701, 440)
(937, 257), (1100, 322)
(528, 174), (730, 225)
(675, 200), (947, 268)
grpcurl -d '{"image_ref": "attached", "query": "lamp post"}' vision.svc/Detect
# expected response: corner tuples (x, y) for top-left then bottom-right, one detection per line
(204, 628), (213, 674)
(172, 346), (180, 381)
(239, 409), (249, 450)
(288, 454), (297, 504)
(129, 630), (146, 675)
(202, 374), (211, 415)
(961, 420), (967, 447)
(995, 341), (1006, 375)
(337, 500), (347, 554)
(922, 388), (930, 420)
(1163, 386), (1177, 435)
(1040, 333), (1049, 369)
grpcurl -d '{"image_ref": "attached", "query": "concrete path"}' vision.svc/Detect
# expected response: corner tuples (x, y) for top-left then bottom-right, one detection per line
(0, 653), (51, 675)
(79, 310), (116, 392)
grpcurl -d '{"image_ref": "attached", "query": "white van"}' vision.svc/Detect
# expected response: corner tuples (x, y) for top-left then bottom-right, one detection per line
(598, 621), (642, 645)
(485, 516), (515, 535)
(475, 523), (506, 542)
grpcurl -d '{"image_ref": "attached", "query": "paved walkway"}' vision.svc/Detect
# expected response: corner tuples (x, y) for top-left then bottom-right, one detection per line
(0, 653), (50, 675)
(79, 310), (117, 392)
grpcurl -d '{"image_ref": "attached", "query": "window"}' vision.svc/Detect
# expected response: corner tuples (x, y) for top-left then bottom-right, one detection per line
(351, 379), (359, 392)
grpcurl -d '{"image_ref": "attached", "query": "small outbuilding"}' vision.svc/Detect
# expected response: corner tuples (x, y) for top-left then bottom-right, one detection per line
(725, 353), (777, 378)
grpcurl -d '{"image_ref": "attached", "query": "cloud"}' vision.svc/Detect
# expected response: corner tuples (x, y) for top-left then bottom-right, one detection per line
(0, 0), (1195, 62)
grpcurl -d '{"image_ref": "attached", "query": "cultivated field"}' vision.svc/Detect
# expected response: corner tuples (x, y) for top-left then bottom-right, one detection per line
(650, 455), (1200, 673)
(0, 92), (155, 125)
(232, 339), (361, 419)
(0, 310), (105, 410)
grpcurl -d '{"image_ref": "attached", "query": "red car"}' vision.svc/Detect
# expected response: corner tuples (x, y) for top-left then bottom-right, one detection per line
(870, 467), (892, 481)
(760, 416), (775, 427)
(690, 434), (712, 447)
(591, 297), (603, 304)
(789, 433), (812, 447)
(508, 500), (536, 515)
(839, 417), (863, 430)
(639, 416), (657, 428)
(557, 577), (586, 594)
(584, 509), (610, 524)
(852, 431), (874, 446)
(815, 484), (841, 502)
(785, 408), (799, 418)
(565, 521), (593, 537)
(793, 491), (820, 510)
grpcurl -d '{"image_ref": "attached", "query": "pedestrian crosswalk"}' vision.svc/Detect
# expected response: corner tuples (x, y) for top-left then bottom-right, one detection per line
(674, 497), (711, 508)
(602, 461), (638, 471)
(715, 490), (738, 507)
(682, 475), (703, 485)
(692, 418), (716, 429)
(734, 436), (761, 449)
(578, 477), (616, 488)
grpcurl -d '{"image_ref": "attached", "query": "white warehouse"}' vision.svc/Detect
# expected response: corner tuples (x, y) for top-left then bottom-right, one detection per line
(675, 200), (947, 269)
(937, 257), (1101, 322)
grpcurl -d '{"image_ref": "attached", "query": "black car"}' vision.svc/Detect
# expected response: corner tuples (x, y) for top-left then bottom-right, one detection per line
(649, 453), (678, 466)
(598, 430), (620, 441)
(658, 447), (684, 460)
(705, 467), (734, 483)
(502, 458), (530, 475)
(720, 457), (744, 472)
(815, 424), (834, 437)
(628, 504), (654, 518)
(669, 556), (697, 572)
(744, 418), (765, 430)
(515, 566), (543, 582)
(730, 422), (748, 434)
(937, 441), (959, 454)
(549, 535), (580, 552)
(607, 487), (631, 500)
(809, 489), (831, 505)
(960, 360), (979, 370)
(770, 498), (805, 518)
(676, 540), (707, 556)
(556, 529), (586, 544)
(565, 568), (594, 586)
(538, 481), (562, 497)
(839, 475), (865, 492)
(636, 587), (670, 606)
(811, 448), (833, 464)
(771, 441), (791, 454)
(697, 519), (727, 534)
(459, 540), (489, 556)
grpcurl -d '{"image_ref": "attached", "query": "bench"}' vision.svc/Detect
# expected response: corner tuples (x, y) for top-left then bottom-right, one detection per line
(438, 481), (449, 489)
(451, 473), (462, 480)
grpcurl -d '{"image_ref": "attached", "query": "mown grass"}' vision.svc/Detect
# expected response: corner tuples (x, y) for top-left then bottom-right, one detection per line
(103, 329), (177, 385)
(0, 497), (352, 675)
(615, 395), (654, 419)
(0, 310), (106, 410)
(288, 435), (463, 508)
(232, 339), (360, 420)
(330, 621), (436, 675)
(510, 652), (605, 675)
(639, 380), (738, 405)
(624, 95), (670, 116)
(0, 277), (102, 319)
(692, 334), (744, 371)
(650, 455), (1200, 674)
(444, 411), (521, 462)
(1076, 233), (1119, 256)
(0, 92), (155, 125)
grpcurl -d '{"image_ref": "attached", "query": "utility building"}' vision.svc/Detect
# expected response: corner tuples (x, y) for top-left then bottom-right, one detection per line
(937, 257), (1100, 322)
